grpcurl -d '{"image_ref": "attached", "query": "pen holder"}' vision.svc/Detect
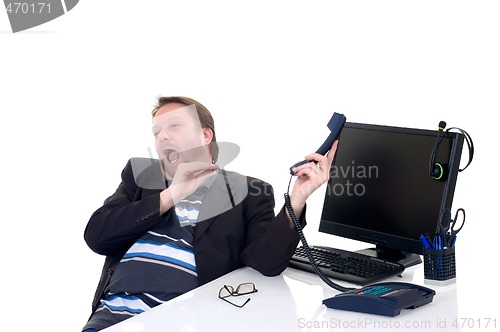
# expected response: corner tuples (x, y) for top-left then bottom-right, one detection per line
(423, 247), (456, 281)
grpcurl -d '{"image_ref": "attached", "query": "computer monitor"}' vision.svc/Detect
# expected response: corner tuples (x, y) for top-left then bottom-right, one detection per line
(318, 122), (464, 267)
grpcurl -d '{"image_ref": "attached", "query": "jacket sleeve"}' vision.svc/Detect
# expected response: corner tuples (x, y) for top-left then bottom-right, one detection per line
(240, 177), (306, 276)
(83, 159), (170, 256)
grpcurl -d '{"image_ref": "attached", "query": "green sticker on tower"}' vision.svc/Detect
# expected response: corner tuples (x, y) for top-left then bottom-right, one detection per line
(4, 0), (79, 33)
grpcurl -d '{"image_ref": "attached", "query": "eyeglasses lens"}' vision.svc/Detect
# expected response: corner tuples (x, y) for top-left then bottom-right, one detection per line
(219, 285), (234, 298)
(235, 283), (256, 295)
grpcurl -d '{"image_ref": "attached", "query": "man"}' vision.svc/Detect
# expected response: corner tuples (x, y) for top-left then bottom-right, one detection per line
(82, 96), (337, 331)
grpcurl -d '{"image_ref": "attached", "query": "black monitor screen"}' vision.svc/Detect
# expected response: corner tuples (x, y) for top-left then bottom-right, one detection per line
(319, 122), (464, 266)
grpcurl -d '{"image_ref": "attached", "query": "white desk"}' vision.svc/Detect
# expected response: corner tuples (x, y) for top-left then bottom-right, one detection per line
(102, 263), (460, 332)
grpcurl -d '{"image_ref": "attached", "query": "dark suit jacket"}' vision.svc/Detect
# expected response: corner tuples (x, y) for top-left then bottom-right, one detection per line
(84, 158), (305, 313)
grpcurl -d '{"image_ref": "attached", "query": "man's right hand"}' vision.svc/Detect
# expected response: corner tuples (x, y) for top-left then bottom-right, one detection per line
(159, 162), (218, 214)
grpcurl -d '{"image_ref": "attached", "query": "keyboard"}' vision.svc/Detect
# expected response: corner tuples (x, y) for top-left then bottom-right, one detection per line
(289, 246), (405, 285)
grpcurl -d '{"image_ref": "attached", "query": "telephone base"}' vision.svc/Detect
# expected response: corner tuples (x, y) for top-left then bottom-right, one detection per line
(323, 281), (435, 316)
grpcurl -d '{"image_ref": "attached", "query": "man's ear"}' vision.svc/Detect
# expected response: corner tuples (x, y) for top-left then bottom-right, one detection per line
(203, 127), (214, 144)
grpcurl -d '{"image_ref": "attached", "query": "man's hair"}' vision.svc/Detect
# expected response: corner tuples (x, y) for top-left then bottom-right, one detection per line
(152, 96), (219, 162)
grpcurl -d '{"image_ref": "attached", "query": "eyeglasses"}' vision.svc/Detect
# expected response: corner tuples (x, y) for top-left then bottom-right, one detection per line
(218, 282), (258, 308)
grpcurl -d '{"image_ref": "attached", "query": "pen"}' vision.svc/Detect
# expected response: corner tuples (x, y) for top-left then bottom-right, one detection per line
(448, 235), (457, 247)
(433, 234), (442, 250)
(420, 234), (432, 249)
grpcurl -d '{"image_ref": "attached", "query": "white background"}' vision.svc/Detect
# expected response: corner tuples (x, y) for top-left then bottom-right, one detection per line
(1, 1), (498, 330)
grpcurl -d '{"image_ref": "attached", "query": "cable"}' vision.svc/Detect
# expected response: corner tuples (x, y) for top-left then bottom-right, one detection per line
(445, 127), (474, 172)
(285, 175), (355, 293)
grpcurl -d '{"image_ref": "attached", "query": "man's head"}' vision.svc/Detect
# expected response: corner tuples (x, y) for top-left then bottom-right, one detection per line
(152, 96), (218, 178)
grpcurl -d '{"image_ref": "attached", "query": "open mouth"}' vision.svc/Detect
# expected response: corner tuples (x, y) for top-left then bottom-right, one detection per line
(164, 149), (180, 164)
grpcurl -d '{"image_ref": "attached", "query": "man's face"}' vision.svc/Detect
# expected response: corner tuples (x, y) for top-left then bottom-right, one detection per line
(152, 103), (212, 178)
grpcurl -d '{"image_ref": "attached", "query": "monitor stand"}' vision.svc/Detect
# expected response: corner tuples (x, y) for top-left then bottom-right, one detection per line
(355, 246), (422, 268)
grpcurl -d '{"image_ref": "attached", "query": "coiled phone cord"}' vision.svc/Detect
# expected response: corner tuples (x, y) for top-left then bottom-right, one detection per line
(284, 176), (355, 293)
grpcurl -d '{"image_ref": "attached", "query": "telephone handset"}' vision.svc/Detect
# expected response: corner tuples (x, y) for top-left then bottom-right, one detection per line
(289, 112), (347, 175)
(285, 111), (352, 293)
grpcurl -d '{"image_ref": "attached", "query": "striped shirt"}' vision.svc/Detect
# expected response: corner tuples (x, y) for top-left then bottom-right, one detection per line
(175, 186), (208, 227)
